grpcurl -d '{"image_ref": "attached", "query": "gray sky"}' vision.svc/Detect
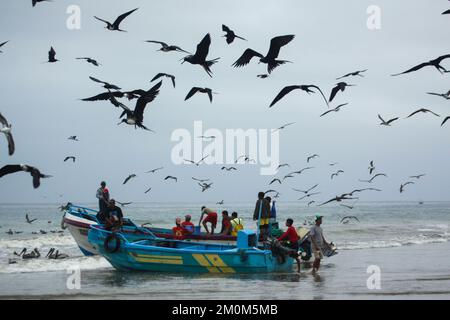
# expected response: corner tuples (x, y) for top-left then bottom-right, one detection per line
(0, 0), (450, 204)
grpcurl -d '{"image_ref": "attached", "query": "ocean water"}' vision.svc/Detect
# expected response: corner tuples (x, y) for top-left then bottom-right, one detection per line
(0, 201), (449, 299)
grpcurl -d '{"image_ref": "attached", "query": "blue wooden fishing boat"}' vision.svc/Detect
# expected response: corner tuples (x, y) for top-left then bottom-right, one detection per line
(88, 225), (295, 273)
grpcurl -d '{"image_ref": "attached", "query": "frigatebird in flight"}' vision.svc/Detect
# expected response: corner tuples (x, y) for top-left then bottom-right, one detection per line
(185, 87), (216, 103)
(336, 69), (367, 80)
(94, 8), (139, 32)
(151, 73), (176, 88)
(145, 40), (190, 53)
(269, 85), (329, 108)
(182, 34), (219, 77)
(0, 165), (52, 188)
(329, 82), (355, 103)
(392, 54), (450, 76)
(77, 57), (101, 66)
(378, 114), (399, 126)
(0, 113), (14, 156)
(222, 25), (247, 44)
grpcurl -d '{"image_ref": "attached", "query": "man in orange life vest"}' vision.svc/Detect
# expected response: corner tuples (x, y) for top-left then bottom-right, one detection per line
(181, 215), (195, 235)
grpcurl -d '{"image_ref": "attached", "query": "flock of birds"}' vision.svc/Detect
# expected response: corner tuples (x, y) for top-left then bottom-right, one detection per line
(0, 2), (449, 218)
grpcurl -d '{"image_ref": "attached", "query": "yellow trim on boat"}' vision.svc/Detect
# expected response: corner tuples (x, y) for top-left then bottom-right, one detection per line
(192, 253), (221, 273)
(130, 253), (183, 264)
(205, 254), (236, 273)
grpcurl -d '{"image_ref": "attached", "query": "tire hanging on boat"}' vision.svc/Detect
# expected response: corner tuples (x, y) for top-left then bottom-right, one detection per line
(104, 233), (121, 253)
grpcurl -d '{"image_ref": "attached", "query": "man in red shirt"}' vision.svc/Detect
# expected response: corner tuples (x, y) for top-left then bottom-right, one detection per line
(181, 215), (195, 235)
(220, 211), (232, 235)
(172, 218), (185, 240)
(277, 218), (301, 272)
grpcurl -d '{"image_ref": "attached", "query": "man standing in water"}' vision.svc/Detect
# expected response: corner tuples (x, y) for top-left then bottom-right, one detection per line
(96, 181), (110, 213)
(253, 192), (270, 240)
(310, 215), (330, 274)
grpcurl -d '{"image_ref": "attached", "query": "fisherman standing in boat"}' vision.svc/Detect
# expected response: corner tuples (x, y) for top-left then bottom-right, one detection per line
(220, 211), (232, 235)
(253, 192), (270, 240)
(96, 181), (110, 213)
(199, 206), (218, 234)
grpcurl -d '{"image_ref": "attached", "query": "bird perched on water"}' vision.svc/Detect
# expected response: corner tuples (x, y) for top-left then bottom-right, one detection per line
(182, 34), (219, 77)
(25, 214), (37, 224)
(406, 108), (440, 118)
(329, 82), (355, 103)
(0, 165), (52, 188)
(392, 54), (450, 76)
(221, 24), (247, 44)
(427, 90), (450, 100)
(378, 114), (399, 126)
(307, 154), (319, 163)
(123, 174), (137, 185)
(32, 0), (51, 7)
(146, 167), (163, 174)
(94, 8), (139, 32)
(0, 41), (9, 53)
(359, 173), (387, 183)
(400, 181), (414, 193)
(0, 113), (14, 156)
(67, 136), (79, 141)
(89, 76), (121, 90)
(145, 40), (190, 54)
(118, 81), (162, 131)
(47, 46), (58, 63)
(63, 156), (76, 162)
(185, 87), (217, 103)
(320, 103), (349, 117)
(164, 176), (178, 182)
(336, 69), (367, 80)
(232, 35), (295, 74)
(77, 57), (101, 66)
(151, 73), (176, 88)
(269, 85), (329, 108)
(442, 116), (450, 127)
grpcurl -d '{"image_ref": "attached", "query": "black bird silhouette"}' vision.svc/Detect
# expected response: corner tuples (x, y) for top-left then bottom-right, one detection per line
(443, 9), (450, 15)
(182, 34), (219, 77)
(118, 81), (162, 131)
(257, 74), (269, 79)
(116, 201), (132, 207)
(400, 181), (414, 193)
(77, 57), (101, 66)
(63, 156), (76, 162)
(270, 85), (329, 108)
(409, 174), (426, 179)
(359, 173), (387, 183)
(144, 187), (152, 194)
(221, 166), (237, 171)
(145, 40), (190, 53)
(368, 161), (375, 175)
(184, 155), (208, 166)
(47, 46), (58, 63)
(427, 90), (450, 100)
(269, 178), (282, 185)
(185, 87), (216, 103)
(68, 136), (79, 141)
(318, 194), (357, 206)
(406, 108), (440, 118)
(331, 170), (344, 179)
(392, 54), (450, 76)
(0, 41), (8, 53)
(320, 103), (349, 117)
(232, 35), (295, 74)
(0, 165), (52, 188)
(192, 177), (210, 183)
(32, 0), (52, 7)
(26, 214), (37, 224)
(123, 174), (137, 185)
(307, 154), (319, 163)
(329, 82), (355, 103)
(292, 184), (319, 194)
(442, 116), (450, 127)
(336, 69), (367, 80)
(378, 114), (399, 126)
(164, 176), (178, 182)
(222, 24), (247, 44)
(272, 122), (295, 132)
(298, 192), (321, 201)
(289, 167), (314, 175)
(0, 113), (14, 156)
(146, 167), (163, 174)
(151, 73), (175, 88)
(89, 76), (121, 90)
(94, 8), (139, 32)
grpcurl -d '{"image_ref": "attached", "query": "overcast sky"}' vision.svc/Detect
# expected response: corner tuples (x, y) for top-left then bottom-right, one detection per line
(0, 0), (449, 204)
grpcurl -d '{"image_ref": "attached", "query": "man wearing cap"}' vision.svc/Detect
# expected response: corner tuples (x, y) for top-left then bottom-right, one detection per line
(310, 215), (330, 274)
(181, 215), (195, 235)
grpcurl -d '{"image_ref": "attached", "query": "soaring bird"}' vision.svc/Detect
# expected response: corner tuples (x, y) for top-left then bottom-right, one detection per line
(442, 116), (450, 127)
(116, 201), (132, 207)
(123, 174), (137, 185)
(182, 34), (219, 77)
(118, 81), (162, 131)
(146, 167), (163, 174)
(298, 192), (321, 201)
(0, 41), (8, 53)
(89, 76), (121, 90)
(164, 176), (178, 182)
(47, 46), (58, 63)
(368, 161), (375, 175)
(340, 216), (360, 224)
(94, 8), (139, 32)
(292, 184), (319, 194)
(222, 24), (247, 44)
(144, 187), (152, 194)
(400, 181), (414, 193)
(235, 155), (256, 163)
(342, 188), (381, 197)
(0, 113), (14, 156)
(426, 90), (450, 100)
(336, 69), (367, 80)
(192, 177), (210, 183)
(199, 182), (213, 192)
(68, 136), (79, 141)
(277, 163), (290, 170)
(185, 87), (216, 103)
(32, 0), (51, 7)
(406, 108), (440, 118)
(257, 74), (269, 79)
(269, 178), (282, 185)
(443, 9), (450, 15)
(290, 167), (314, 175)
(331, 170), (344, 179)
(269, 85), (329, 108)
(145, 40), (190, 53)
(307, 201), (315, 207)
(307, 154), (319, 163)
(63, 156), (76, 162)
(26, 214), (37, 224)
(77, 57), (101, 66)
(232, 35), (295, 74)
(151, 73), (176, 88)
(221, 166), (237, 171)
(329, 82), (355, 103)
(282, 174), (294, 181)
(409, 174), (426, 179)
(216, 200), (224, 205)
(392, 54), (450, 76)
(184, 155), (208, 166)
(318, 194), (357, 206)
(320, 103), (349, 117)
(378, 114), (399, 126)
(272, 122), (295, 132)
(0, 165), (52, 188)
(359, 173), (387, 183)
